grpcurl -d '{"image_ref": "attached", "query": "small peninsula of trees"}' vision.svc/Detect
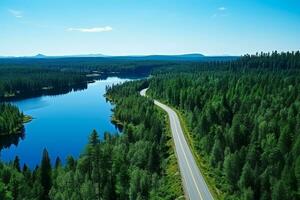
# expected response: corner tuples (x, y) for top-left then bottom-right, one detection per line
(0, 103), (24, 136)
(0, 81), (183, 200)
(0, 51), (299, 199)
(0, 55), (235, 100)
(0, 67), (89, 101)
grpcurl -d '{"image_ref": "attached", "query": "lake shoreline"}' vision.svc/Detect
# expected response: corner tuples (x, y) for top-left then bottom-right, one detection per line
(23, 115), (33, 123)
(0, 77), (129, 168)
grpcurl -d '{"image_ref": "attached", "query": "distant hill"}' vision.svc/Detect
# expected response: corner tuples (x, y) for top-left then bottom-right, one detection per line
(0, 53), (107, 59)
(34, 54), (47, 58)
(56, 53), (107, 58)
(176, 53), (205, 57)
(32, 53), (108, 58)
(110, 54), (205, 61)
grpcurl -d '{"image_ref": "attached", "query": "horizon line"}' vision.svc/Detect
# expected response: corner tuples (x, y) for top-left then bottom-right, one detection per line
(0, 52), (241, 58)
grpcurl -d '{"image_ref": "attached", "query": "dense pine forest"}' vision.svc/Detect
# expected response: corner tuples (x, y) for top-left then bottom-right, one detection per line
(0, 56), (234, 100)
(0, 103), (25, 136)
(0, 60), (164, 100)
(148, 52), (300, 199)
(0, 67), (90, 101)
(0, 51), (299, 199)
(0, 81), (183, 200)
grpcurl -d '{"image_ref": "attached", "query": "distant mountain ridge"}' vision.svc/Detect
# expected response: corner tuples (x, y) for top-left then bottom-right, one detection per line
(110, 54), (205, 61)
(0, 53), (239, 62)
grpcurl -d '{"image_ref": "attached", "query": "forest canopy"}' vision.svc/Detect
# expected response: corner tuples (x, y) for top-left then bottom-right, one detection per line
(0, 103), (24, 136)
(148, 51), (300, 199)
(0, 80), (183, 200)
(0, 51), (299, 199)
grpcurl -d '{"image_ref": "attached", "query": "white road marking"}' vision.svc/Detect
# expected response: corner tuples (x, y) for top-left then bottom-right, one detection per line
(141, 89), (214, 200)
(170, 114), (204, 200)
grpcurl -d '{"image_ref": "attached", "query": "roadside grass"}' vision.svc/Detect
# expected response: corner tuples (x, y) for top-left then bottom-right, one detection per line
(150, 95), (224, 200)
(174, 109), (225, 200)
(109, 90), (184, 199)
(156, 107), (185, 200)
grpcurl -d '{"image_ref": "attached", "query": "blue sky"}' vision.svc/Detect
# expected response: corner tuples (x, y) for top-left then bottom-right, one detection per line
(1, 0), (299, 56)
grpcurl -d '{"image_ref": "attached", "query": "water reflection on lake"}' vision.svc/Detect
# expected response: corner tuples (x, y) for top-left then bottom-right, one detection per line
(0, 77), (129, 168)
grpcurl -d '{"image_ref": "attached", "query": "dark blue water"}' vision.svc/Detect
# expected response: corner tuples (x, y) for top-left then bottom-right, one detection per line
(0, 77), (129, 168)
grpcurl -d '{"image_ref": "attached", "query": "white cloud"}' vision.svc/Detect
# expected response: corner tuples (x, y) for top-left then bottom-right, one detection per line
(212, 7), (228, 18)
(67, 26), (113, 33)
(8, 9), (23, 18)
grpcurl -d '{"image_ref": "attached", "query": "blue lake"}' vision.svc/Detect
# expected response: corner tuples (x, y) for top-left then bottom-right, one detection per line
(0, 77), (129, 168)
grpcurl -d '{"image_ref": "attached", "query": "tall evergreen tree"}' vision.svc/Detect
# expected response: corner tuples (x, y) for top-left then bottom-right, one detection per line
(40, 148), (52, 200)
(13, 156), (21, 172)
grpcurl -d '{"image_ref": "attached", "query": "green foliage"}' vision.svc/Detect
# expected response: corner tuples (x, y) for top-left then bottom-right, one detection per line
(0, 103), (24, 136)
(148, 52), (300, 199)
(0, 80), (183, 199)
(0, 58), (176, 100)
(40, 149), (52, 200)
(0, 67), (90, 101)
(1, 51), (298, 199)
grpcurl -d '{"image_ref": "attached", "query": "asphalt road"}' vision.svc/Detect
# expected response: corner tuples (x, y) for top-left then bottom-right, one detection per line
(140, 88), (214, 200)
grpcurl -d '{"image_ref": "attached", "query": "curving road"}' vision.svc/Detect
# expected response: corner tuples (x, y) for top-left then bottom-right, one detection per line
(140, 88), (214, 200)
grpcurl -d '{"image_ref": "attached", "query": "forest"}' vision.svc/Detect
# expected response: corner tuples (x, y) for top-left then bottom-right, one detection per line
(0, 57), (176, 78)
(0, 67), (91, 101)
(148, 52), (300, 199)
(0, 80), (183, 200)
(0, 103), (25, 136)
(0, 59), (167, 101)
(0, 51), (299, 199)
(0, 56), (234, 101)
